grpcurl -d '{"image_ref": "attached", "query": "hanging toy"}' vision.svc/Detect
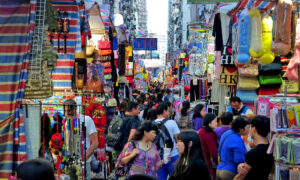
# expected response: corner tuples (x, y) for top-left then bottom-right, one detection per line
(249, 7), (263, 58)
(258, 15), (275, 64)
(237, 8), (251, 65)
(287, 17), (300, 81)
(271, 0), (293, 56)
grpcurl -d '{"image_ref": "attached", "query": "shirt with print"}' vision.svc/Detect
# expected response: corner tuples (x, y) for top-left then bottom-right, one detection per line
(117, 141), (161, 177)
(154, 118), (180, 157)
(244, 144), (274, 180)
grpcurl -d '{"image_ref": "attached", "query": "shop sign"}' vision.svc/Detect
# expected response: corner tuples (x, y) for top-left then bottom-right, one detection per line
(133, 38), (157, 50)
(219, 66), (238, 85)
(188, 0), (238, 3)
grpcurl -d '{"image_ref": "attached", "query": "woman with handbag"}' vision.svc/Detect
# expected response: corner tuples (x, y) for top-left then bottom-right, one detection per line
(198, 113), (219, 180)
(116, 121), (164, 178)
(169, 131), (211, 180)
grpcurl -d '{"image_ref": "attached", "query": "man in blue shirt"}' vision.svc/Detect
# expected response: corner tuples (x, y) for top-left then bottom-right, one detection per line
(227, 96), (253, 118)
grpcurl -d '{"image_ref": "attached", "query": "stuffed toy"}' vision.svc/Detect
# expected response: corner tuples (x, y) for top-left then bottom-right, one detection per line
(258, 15), (275, 64)
(249, 7), (263, 58)
(271, 0), (293, 56)
(237, 9), (251, 65)
(287, 17), (300, 81)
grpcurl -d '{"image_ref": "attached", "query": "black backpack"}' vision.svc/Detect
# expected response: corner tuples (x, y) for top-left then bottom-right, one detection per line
(113, 115), (133, 151)
(106, 113), (125, 148)
(153, 119), (174, 158)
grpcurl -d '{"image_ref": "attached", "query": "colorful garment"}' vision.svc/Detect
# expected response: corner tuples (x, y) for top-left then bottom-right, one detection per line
(117, 141), (161, 177)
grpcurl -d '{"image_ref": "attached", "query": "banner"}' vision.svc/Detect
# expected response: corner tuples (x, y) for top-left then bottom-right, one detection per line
(188, 0), (238, 3)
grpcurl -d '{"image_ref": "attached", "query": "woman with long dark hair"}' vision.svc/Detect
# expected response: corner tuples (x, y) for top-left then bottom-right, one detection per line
(176, 101), (193, 130)
(192, 104), (206, 131)
(117, 121), (163, 177)
(169, 131), (211, 180)
(198, 113), (218, 180)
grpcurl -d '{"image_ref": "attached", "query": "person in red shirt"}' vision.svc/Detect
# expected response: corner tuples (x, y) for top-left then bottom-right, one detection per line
(198, 113), (218, 180)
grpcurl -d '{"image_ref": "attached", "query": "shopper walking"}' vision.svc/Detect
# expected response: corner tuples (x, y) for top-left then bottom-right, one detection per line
(113, 101), (141, 164)
(234, 116), (274, 180)
(169, 131), (211, 180)
(192, 103), (206, 131)
(117, 121), (163, 177)
(176, 101), (193, 130)
(154, 103), (180, 180)
(217, 116), (249, 180)
(198, 113), (218, 180)
(214, 112), (233, 142)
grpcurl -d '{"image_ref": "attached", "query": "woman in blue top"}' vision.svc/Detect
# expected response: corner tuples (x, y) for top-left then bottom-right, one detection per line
(216, 116), (249, 180)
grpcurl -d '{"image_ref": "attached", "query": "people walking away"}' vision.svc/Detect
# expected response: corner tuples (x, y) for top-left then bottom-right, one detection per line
(169, 131), (211, 180)
(163, 89), (172, 102)
(146, 109), (157, 121)
(156, 92), (164, 103)
(227, 97), (254, 118)
(117, 121), (163, 177)
(17, 159), (55, 180)
(64, 99), (98, 180)
(154, 103), (180, 180)
(176, 101), (193, 130)
(234, 116), (274, 180)
(215, 112), (233, 142)
(217, 116), (249, 180)
(192, 103), (206, 131)
(112, 101), (141, 164)
(198, 113), (218, 180)
(126, 174), (159, 180)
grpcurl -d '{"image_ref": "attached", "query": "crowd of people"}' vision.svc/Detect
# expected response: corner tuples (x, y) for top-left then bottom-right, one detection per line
(17, 86), (274, 180)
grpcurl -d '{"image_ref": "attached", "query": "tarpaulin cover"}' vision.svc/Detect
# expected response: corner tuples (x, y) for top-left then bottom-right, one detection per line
(0, 0), (36, 177)
(50, 4), (81, 90)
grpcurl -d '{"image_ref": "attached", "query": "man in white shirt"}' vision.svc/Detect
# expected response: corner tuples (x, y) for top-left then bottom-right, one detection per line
(64, 99), (98, 180)
(155, 102), (180, 180)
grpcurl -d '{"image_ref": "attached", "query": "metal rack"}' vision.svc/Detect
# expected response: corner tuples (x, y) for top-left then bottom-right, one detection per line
(28, 0), (46, 81)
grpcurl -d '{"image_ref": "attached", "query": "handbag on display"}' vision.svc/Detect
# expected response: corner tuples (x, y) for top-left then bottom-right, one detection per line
(86, 40), (95, 56)
(98, 35), (111, 49)
(100, 62), (111, 68)
(221, 33), (234, 65)
(236, 90), (257, 104)
(98, 49), (112, 56)
(238, 63), (258, 77)
(237, 77), (260, 90)
(103, 68), (112, 74)
(259, 75), (282, 85)
(104, 74), (112, 80)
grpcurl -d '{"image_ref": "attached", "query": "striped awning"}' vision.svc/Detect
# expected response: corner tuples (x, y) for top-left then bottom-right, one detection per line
(0, 0), (36, 177)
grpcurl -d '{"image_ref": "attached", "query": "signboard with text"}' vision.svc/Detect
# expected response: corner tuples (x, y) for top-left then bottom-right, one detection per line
(133, 38), (157, 50)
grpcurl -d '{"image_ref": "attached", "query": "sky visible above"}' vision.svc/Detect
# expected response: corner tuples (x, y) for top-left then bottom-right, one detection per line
(147, 0), (168, 36)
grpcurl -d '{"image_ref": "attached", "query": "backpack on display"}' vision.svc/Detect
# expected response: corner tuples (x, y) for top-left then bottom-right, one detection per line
(153, 119), (174, 158)
(106, 114), (125, 148)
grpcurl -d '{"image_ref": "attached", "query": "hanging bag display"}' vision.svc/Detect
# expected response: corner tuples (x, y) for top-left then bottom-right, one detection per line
(259, 60), (282, 75)
(236, 90), (257, 104)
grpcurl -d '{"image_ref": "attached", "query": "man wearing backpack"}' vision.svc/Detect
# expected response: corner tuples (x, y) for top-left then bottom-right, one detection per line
(154, 102), (180, 180)
(111, 101), (141, 164)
